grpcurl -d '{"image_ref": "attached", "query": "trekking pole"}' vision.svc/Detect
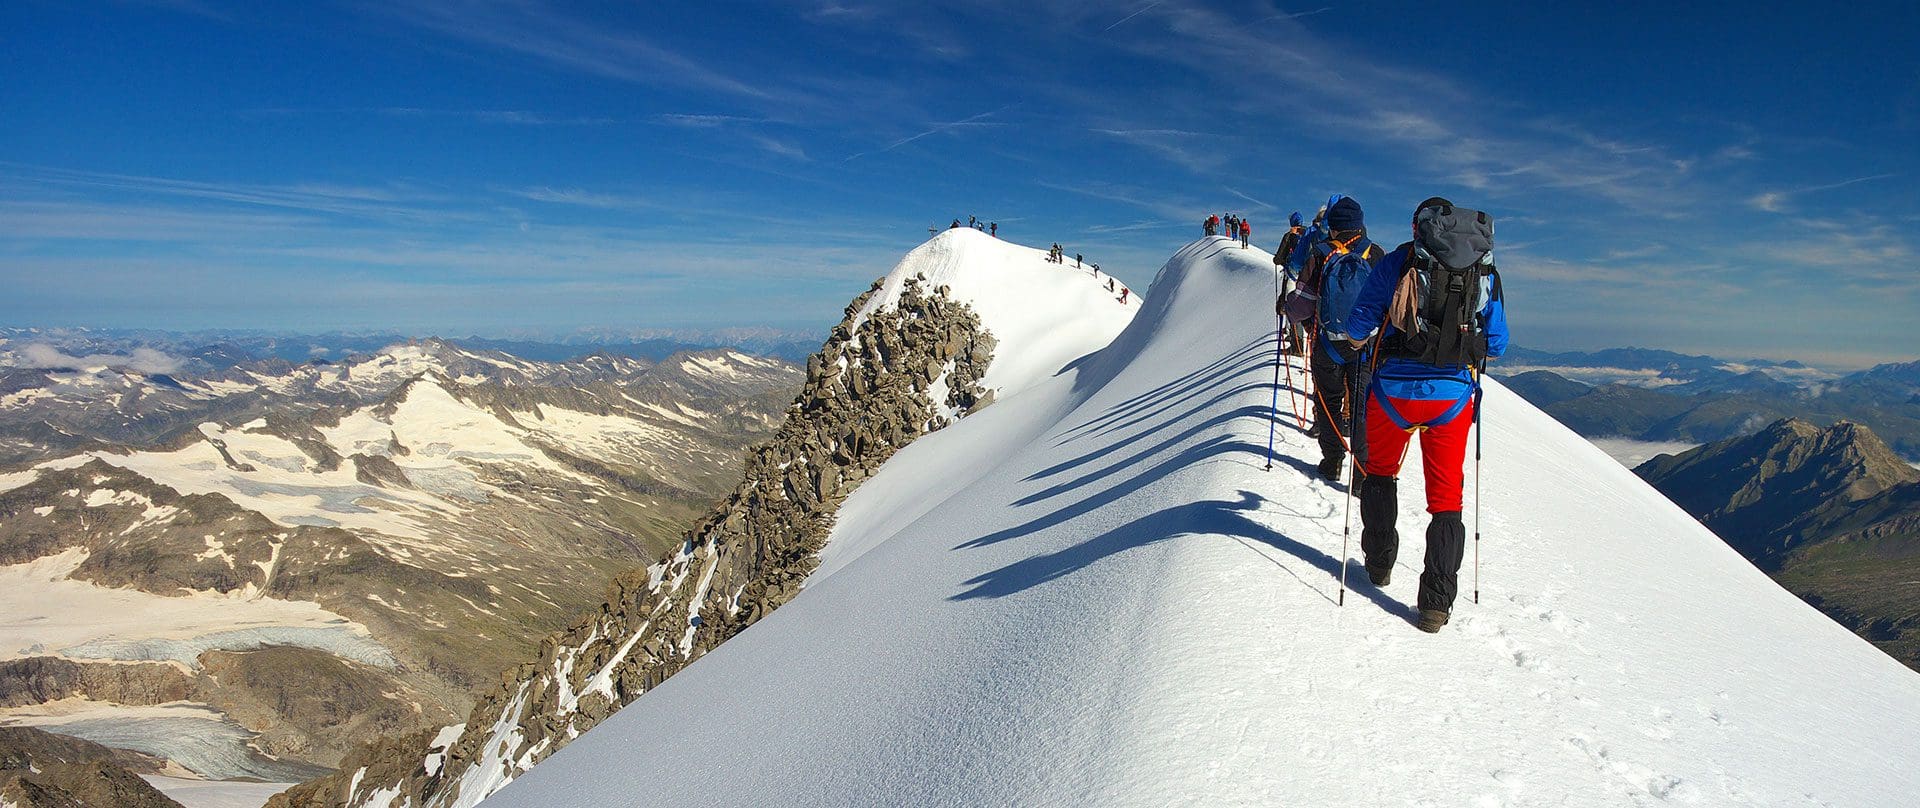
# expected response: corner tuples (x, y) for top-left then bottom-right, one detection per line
(1279, 276), (1309, 431)
(1282, 329), (1307, 430)
(1337, 359), (1361, 607)
(1473, 362), (1485, 605)
(1344, 416), (1359, 606)
(1263, 266), (1284, 471)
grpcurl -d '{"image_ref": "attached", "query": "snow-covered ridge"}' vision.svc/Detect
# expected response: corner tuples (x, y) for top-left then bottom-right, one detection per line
(486, 235), (1920, 807)
(285, 231), (1138, 808)
(854, 227), (1137, 402)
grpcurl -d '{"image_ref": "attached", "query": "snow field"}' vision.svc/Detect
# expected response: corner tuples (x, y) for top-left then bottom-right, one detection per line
(143, 776), (301, 808)
(485, 235), (1920, 807)
(0, 547), (388, 667)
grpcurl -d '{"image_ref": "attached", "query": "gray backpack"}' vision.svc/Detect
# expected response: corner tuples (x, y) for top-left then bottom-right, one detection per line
(1387, 205), (1499, 367)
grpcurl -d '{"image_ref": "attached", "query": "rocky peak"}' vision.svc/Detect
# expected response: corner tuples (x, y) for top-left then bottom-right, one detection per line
(267, 275), (997, 808)
(1638, 418), (1919, 566)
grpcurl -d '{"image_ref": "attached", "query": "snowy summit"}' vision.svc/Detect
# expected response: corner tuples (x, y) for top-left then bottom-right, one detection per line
(481, 234), (1918, 806)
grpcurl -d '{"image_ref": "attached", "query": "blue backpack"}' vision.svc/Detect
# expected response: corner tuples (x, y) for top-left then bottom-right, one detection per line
(1315, 235), (1378, 341)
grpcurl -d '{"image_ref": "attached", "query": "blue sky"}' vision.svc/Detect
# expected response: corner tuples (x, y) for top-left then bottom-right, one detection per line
(3, 1), (1916, 367)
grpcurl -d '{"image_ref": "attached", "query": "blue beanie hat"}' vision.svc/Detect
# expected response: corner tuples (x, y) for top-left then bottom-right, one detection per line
(1326, 196), (1364, 231)
(1289, 211), (1304, 228)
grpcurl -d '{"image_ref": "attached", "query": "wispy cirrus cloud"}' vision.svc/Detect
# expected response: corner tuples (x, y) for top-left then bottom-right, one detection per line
(366, 0), (792, 104)
(243, 107), (619, 126)
(1061, 1), (1693, 211)
(1222, 186), (1275, 212)
(376, 107), (617, 126)
(844, 106), (1013, 162)
(1089, 127), (1230, 174)
(751, 136), (810, 161)
(1, 163), (467, 223)
(652, 113), (772, 128)
(510, 187), (655, 211)
(1102, 1), (1163, 32)
(1747, 173), (1898, 213)
(1256, 7), (1333, 23)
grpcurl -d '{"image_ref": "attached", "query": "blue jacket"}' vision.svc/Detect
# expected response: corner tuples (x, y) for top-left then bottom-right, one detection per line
(1285, 224), (1324, 274)
(1347, 244), (1509, 402)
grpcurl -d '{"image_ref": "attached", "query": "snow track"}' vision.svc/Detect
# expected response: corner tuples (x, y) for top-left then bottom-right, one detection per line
(485, 235), (1920, 807)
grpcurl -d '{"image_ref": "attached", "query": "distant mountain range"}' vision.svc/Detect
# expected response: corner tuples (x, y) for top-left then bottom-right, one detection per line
(0, 326), (824, 368)
(1636, 419), (1920, 671)
(0, 337), (802, 784)
(1494, 347), (1920, 459)
(1497, 345), (1836, 389)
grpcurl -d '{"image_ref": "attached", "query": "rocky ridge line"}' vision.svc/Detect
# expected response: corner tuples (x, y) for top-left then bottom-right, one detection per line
(0, 726), (181, 808)
(269, 276), (996, 808)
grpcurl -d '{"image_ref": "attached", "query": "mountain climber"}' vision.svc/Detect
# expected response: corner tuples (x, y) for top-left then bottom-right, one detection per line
(1274, 212), (1303, 267)
(1120, 287), (1130, 303)
(1239, 218), (1251, 248)
(1286, 206), (1327, 275)
(1273, 211), (1308, 356)
(1205, 214), (1219, 236)
(1076, 253), (1083, 268)
(1345, 197), (1508, 633)
(1284, 195), (1383, 481)
(990, 222), (998, 237)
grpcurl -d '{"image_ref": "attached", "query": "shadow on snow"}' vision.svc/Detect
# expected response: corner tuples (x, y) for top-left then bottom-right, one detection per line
(950, 489), (1413, 622)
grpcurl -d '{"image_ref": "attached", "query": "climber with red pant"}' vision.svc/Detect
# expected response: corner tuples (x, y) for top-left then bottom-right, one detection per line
(1344, 197), (1508, 633)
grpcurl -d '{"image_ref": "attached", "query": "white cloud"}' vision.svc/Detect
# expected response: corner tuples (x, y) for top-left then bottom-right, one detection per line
(1748, 174), (1897, 214)
(371, 1), (783, 103)
(752, 136), (810, 161)
(844, 106), (1013, 162)
(15, 343), (184, 375)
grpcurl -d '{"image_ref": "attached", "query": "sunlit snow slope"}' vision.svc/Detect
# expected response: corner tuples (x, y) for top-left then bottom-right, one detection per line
(301, 227), (1137, 808)
(852, 226), (1140, 400)
(486, 235), (1920, 807)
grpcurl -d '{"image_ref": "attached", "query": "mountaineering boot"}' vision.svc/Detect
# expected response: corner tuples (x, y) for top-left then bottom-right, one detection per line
(1417, 609), (1450, 633)
(1316, 455), (1343, 481)
(1418, 511), (1468, 615)
(1358, 474), (1399, 585)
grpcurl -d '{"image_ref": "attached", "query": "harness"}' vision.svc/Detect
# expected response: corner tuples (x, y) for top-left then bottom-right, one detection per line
(1370, 373), (1479, 432)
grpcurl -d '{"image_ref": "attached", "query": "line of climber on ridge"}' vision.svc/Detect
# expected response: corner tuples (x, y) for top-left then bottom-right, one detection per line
(1266, 195), (1508, 633)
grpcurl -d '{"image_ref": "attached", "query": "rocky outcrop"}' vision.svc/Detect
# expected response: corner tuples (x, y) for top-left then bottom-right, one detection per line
(269, 277), (996, 808)
(1638, 419), (1920, 670)
(0, 658), (195, 708)
(198, 647), (459, 767)
(350, 452), (412, 488)
(0, 726), (180, 808)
